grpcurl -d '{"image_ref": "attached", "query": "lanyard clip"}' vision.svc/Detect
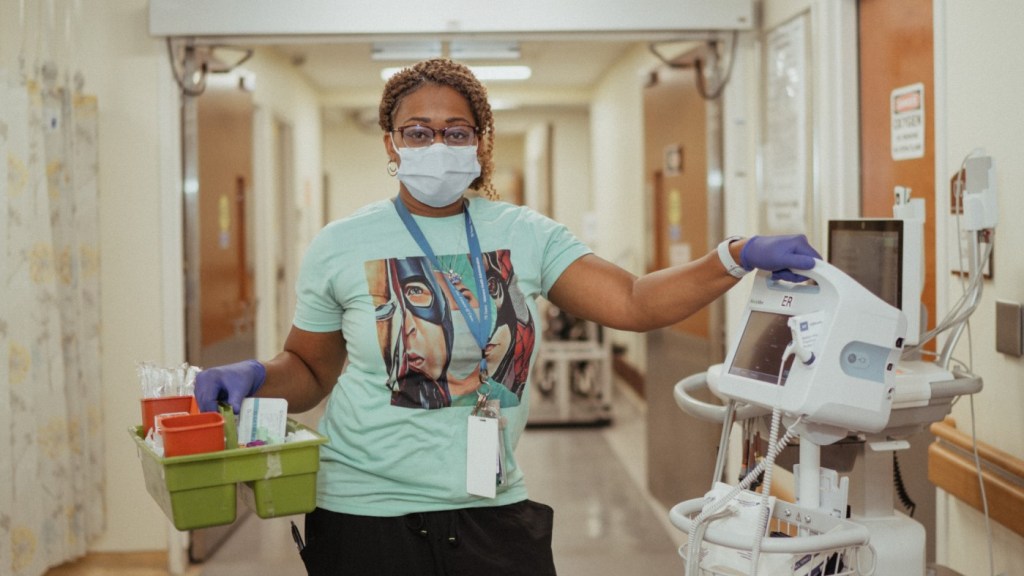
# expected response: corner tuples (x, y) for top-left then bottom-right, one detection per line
(472, 391), (490, 417)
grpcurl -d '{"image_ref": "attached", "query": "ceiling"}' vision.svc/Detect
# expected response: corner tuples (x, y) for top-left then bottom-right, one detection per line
(273, 40), (640, 91)
(265, 39), (661, 123)
(156, 2), (736, 121)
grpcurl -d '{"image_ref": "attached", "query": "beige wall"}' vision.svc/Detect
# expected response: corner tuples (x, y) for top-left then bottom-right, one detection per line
(243, 48), (325, 287)
(321, 112), (395, 222)
(937, 0), (1024, 573)
(498, 107), (593, 237)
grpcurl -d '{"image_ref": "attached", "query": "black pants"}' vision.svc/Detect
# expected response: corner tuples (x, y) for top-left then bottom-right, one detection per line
(299, 500), (557, 576)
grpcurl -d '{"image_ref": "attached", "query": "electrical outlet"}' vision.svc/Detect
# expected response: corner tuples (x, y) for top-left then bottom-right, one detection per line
(996, 300), (1023, 357)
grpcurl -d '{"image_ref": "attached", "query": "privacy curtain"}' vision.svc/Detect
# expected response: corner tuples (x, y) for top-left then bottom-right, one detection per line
(0, 64), (104, 575)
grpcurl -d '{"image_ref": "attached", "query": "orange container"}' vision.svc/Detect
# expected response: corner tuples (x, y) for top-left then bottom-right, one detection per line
(161, 412), (225, 457)
(154, 412), (191, 436)
(141, 395), (195, 435)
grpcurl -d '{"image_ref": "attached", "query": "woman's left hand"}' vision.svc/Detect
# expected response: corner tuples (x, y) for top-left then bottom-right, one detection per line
(739, 235), (821, 282)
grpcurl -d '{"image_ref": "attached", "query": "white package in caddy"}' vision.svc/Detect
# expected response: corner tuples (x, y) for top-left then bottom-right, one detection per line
(238, 397), (289, 445)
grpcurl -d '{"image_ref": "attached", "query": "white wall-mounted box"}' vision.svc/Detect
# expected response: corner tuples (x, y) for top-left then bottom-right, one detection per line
(149, 0), (754, 39)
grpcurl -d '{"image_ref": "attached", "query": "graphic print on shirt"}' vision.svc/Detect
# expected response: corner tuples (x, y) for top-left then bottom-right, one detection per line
(365, 249), (535, 409)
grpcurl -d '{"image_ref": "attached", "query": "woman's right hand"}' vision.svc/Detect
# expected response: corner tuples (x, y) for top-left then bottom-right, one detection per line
(194, 359), (266, 414)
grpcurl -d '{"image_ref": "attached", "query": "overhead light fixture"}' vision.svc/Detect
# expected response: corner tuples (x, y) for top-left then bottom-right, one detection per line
(380, 65), (532, 82)
(371, 41), (442, 61)
(372, 40), (521, 62)
(468, 65), (532, 81)
(488, 99), (519, 111)
(449, 40), (521, 60)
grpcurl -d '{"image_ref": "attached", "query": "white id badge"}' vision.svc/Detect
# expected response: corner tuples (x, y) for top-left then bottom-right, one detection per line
(466, 415), (500, 498)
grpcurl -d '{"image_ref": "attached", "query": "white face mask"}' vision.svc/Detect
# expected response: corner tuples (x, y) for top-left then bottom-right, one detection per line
(395, 143), (481, 208)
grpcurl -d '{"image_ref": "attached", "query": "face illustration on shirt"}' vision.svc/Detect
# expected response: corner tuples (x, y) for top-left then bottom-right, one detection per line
(368, 257), (453, 408)
(395, 258), (453, 381)
(366, 249), (533, 410)
(484, 250), (535, 397)
(367, 259), (401, 380)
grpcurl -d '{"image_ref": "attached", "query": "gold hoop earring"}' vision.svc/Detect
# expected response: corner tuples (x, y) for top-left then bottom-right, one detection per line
(387, 160), (398, 177)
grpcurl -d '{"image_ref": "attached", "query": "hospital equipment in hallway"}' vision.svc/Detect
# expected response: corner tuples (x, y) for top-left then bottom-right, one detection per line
(671, 158), (995, 575)
(673, 264), (980, 575)
(528, 302), (614, 426)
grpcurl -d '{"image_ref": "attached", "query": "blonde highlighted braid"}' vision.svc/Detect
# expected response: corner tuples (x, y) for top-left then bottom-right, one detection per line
(379, 58), (499, 200)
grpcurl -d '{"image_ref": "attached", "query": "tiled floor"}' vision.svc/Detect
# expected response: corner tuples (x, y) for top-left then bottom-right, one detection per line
(194, 386), (687, 576)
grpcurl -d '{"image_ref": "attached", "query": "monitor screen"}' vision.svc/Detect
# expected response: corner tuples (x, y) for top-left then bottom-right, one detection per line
(827, 220), (903, 310)
(728, 310), (795, 385)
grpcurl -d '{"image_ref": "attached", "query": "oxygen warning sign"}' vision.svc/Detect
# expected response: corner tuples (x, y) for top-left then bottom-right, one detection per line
(891, 83), (925, 160)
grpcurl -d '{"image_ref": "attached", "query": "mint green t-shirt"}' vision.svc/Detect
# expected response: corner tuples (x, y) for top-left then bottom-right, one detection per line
(293, 197), (592, 516)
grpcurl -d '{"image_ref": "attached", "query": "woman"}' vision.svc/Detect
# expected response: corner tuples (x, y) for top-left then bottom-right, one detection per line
(195, 58), (819, 575)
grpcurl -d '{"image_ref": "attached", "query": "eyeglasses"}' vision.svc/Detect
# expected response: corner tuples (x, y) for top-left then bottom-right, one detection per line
(392, 124), (479, 148)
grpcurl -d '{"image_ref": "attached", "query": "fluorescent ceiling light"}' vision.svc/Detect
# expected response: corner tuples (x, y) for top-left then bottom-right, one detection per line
(380, 65), (532, 82)
(371, 41), (442, 61)
(372, 40), (521, 61)
(488, 99), (519, 111)
(469, 65), (532, 81)
(449, 40), (521, 60)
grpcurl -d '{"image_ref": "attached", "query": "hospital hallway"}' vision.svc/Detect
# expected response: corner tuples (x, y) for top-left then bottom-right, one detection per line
(193, 385), (685, 576)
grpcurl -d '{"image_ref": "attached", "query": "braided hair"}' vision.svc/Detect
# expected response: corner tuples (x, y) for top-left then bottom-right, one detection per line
(379, 58), (498, 200)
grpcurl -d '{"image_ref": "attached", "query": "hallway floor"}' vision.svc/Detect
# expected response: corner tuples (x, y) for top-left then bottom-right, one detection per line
(194, 386), (686, 576)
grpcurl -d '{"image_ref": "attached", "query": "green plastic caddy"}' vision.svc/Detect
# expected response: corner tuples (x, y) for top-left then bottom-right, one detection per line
(129, 406), (327, 531)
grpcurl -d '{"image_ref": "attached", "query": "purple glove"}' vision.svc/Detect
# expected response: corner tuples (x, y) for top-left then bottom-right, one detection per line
(739, 235), (821, 283)
(194, 359), (266, 414)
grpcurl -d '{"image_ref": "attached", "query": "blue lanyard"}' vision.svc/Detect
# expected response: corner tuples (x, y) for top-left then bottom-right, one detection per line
(393, 197), (493, 385)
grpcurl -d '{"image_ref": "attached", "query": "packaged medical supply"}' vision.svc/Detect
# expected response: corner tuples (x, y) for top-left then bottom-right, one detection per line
(238, 397), (289, 446)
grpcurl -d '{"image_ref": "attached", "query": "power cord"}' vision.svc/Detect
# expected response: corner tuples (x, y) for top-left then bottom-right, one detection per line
(748, 407), (782, 575)
(648, 31), (739, 100)
(749, 344), (796, 575)
(969, 390), (995, 576)
(685, 345), (798, 575)
(683, 420), (800, 575)
(918, 149), (995, 576)
(893, 451), (916, 517)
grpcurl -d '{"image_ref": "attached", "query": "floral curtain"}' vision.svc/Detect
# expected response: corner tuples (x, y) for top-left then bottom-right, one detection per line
(0, 63), (104, 575)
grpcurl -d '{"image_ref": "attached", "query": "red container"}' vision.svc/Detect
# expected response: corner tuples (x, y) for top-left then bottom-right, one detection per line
(141, 395), (194, 436)
(161, 412), (225, 457)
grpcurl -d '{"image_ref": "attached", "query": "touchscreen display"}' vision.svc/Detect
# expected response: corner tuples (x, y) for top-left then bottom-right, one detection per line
(828, 220), (902, 309)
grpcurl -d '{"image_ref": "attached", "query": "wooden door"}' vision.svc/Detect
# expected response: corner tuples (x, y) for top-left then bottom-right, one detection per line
(197, 85), (256, 361)
(858, 0), (937, 564)
(859, 0), (936, 338)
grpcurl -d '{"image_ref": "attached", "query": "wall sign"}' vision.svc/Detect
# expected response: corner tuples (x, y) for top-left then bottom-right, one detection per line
(891, 82), (925, 160)
(664, 144), (682, 176)
(762, 15), (810, 234)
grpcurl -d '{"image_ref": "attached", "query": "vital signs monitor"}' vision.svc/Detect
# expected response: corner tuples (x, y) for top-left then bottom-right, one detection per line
(710, 260), (907, 441)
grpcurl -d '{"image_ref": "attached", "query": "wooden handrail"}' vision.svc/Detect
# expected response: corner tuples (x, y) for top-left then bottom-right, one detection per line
(930, 417), (1024, 479)
(928, 417), (1024, 538)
